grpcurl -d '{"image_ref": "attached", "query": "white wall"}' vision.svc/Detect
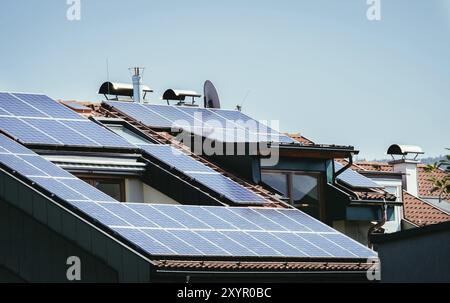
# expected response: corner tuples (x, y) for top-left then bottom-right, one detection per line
(125, 178), (179, 205)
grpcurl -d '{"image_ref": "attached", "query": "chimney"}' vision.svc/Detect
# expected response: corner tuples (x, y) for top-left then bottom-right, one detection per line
(387, 144), (424, 197)
(130, 67), (144, 103)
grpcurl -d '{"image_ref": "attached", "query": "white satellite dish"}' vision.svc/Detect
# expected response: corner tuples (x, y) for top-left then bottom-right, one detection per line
(204, 80), (221, 109)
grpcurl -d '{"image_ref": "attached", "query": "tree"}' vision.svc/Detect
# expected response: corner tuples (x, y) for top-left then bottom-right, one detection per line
(424, 148), (450, 203)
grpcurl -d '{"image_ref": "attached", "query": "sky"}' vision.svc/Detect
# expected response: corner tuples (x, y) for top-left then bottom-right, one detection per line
(0, 0), (449, 160)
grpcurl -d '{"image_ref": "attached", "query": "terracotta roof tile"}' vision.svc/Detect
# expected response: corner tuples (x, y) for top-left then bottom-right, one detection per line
(153, 260), (375, 272)
(286, 133), (315, 145)
(417, 164), (450, 200)
(353, 161), (394, 172)
(403, 190), (450, 227)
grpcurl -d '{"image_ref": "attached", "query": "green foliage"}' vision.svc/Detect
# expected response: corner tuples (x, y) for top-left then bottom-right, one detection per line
(424, 148), (450, 203)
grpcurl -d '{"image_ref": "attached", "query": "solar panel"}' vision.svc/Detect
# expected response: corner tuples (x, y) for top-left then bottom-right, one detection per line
(334, 162), (382, 189)
(0, 92), (48, 117)
(52, 198), (376, 259)
(0, 134), (376, 260)
(105, 101), (295, 144)
(0, 134), (117, 203)
(0, 117), (60, 145)
(139, 144), (215, 173)
(105, 101), (173, 128)
(189, 172), (266, 204)
(0, 93), (135, 149)
(139, 144), (266, 205)
(12, 93), (82, 119)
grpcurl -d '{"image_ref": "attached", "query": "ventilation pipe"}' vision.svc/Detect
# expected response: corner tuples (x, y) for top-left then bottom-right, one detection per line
(130, 67), (145, 103)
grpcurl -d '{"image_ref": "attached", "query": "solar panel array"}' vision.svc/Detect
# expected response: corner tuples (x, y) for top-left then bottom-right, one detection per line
(70, 201), (377, 259)
(0, 134), (376, 260)
(334, 162), (382, 189)
(139, 144), (266, 205)
(0, 134), (116, 202)
(0, 92), (134, 149)
(104, 101), (295, 144)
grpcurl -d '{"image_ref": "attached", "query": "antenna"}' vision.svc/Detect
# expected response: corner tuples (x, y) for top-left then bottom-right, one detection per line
(203, 80), (221, 109)
(106, 58), (110, 96)
(236, 90), (250, 111)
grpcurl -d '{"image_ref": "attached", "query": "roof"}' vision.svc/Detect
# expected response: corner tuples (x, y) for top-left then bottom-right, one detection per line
(402, 190), (450, 227)
(372, 220), (450, 244)
(153, 259), (374, 272)
(286, 133), (315, 145)
(417, 164), (450, 201)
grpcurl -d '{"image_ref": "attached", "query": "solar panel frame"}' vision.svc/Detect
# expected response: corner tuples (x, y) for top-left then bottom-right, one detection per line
(0, 134), (377, 260)
(334, 161), (383, 189)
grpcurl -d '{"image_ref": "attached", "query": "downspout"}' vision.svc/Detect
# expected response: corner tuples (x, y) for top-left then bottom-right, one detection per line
(367, 202), (387, 249)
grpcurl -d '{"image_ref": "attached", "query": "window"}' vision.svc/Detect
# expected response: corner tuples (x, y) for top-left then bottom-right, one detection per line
(82, 177), (125, 201)
(261, 170), (324, 220)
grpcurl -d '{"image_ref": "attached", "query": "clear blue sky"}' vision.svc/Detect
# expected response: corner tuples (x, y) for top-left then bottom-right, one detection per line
(0, 0), (449, 159)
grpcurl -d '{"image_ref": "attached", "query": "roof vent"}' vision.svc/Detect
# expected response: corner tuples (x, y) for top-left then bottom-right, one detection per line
(98, 82), (153, 101)
(387, 144), (424, 161)
(162, 89), (201, 106)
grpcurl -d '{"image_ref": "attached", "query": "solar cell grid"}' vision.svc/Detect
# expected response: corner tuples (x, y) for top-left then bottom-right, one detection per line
(12, 93), (83, 120)
(0, 117), (60, 145)
(0, 134), (377, 260)
(334, 162), (382, 189)
(0, 93), (48, 118)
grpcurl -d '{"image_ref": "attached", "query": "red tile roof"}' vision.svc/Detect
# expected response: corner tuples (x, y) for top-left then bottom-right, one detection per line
(417, 164), (450, 200)
(403, 190), (450, 227)
(153, 260), (374, 272)
(286, 133), (315, 145)
(353, 161), (394, 172)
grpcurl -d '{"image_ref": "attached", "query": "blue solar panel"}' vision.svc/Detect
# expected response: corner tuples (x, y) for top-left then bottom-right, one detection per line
(230, 208), (287, 231)
(0, 154), (46, 176)
(0, 134), (121, 204)
(247, 231), (308, 257)
(300, 233), (356, 258)
(143, 229), (203, 256)
(179, 206), (237, 230)
(139, 144), (215, 173)
(0, 93), (48, 117)
(146, 105), (197, 128)
(12, 93), (82, 119)
(105, 101), (173, 128)
(69, 201), (131, 226)
(105, 101), (295, 144)
(24, 118), (98, 146)
(0, 117), (60, 145)
(61, 120), (134, 149)
(202, 207), (262, 230)
(168, 230), (231, 256)
(189, 172), (266, 204)
(278, 233), (332, 258)
(58, 179), (117, 202)
(0, 135), (39, 154)
(151, 204), (211, 229)
(29, 176), (88, 201)
(0, 93), (135, 149)
(100, 203), (159, 228)
(111, 227), (176, 255)
(0, 134), (376, 260)
(126, 203), (186, 229)
(20, 155), (74, 178)
(220, 231), (282, 256)
(334, 162), (382, 189)
(195, 230), (257, 256)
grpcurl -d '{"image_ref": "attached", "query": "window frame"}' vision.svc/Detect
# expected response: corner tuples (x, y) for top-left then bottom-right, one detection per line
(78, 174), (126, 202)
(262, 169), (326, 220)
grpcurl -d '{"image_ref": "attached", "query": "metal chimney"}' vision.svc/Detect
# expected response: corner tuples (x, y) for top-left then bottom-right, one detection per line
(130, 67), (144, 103)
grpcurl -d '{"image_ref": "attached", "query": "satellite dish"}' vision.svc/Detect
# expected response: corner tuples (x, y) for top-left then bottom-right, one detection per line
(204, 80), (221, 109)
